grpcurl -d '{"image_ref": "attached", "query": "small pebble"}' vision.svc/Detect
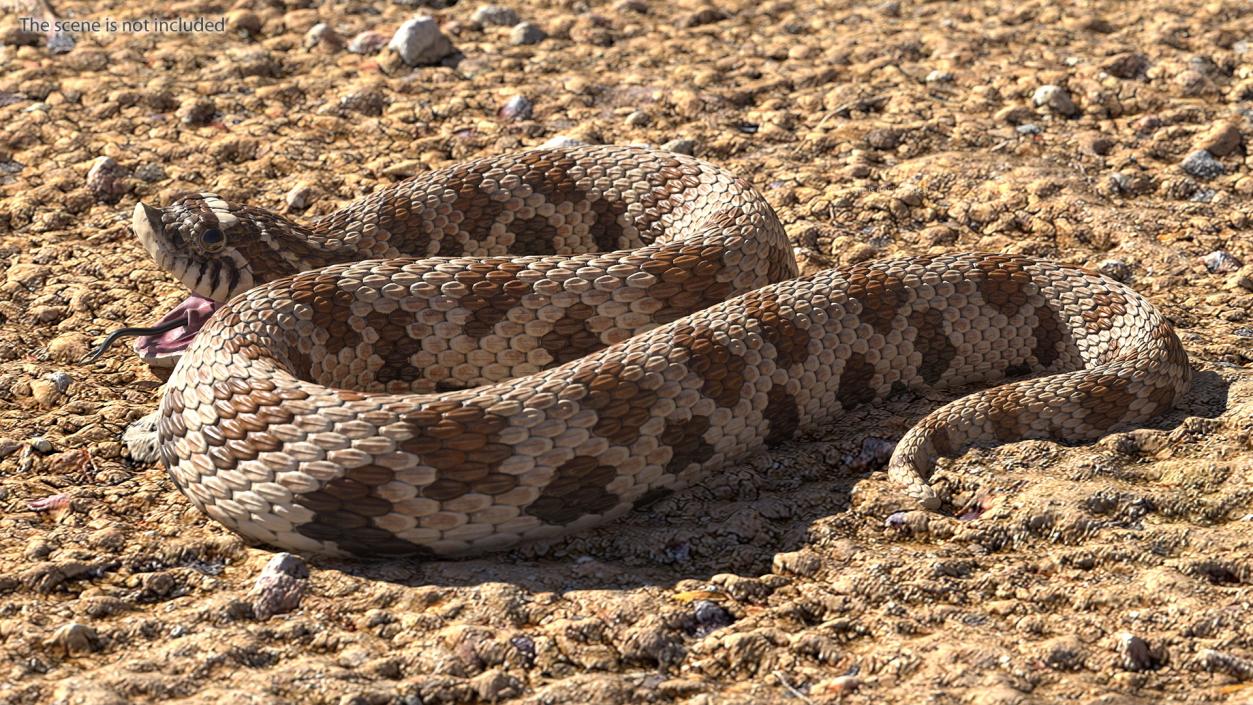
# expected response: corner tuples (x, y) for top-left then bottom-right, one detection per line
(0, 439), (20, 460)
(389, 15), (455, 66)
(625, 110), (651, 127)
(347, 31), (389, 54)
(251, 552), (310, 620)
(812, 675), (860, 696)
(1083, 133), (1115, 156)
(472, 5), (520, 27)
(994, 105), (1034, 125)
(498, 94), (533, 121)
(1097, 259), (1132, 282)
(226, 9), (262, 36)
(30, 437), (53, 453)
(30, 378), (65, 408)
(178, 98), (216, 126)
(772, 549), (821, 577)
(1181, 150), (1224, 179)
(925, 69), (954, 83)
(1203, 250), (1242, 274)
(614, 0), (648, 12)
(1016, 123), (1042, 135)
(304, 23), (344, 51)
(661, 138), (697, 155)
(1041, 636), (1086, 671)
(86, 157), (125, 204)
(1116, 632), (1157, 671)
(691, 600), (735, 635)
(134, 163), (165, 182)
(339, 88), (388, 116)
(1101, 52), (1149, 79)
(510, 22), (546, 45)
(1227, 266), (1253, 292)
(47, 623), (98, 658)
(286, 183), (315, 212)
(1032, 84), (1078, 116)
(538, 134), (585, 149)
(1195, 121), (1243, 157)
(678, 8), (729, 28)
(45, 371), (72, 394)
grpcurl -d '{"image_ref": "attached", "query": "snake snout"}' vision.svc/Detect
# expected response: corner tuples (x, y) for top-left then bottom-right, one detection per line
(132, 201), (168, 255)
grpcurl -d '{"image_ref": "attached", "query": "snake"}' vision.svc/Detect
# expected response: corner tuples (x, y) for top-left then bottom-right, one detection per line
(109, 145), (1191, 557)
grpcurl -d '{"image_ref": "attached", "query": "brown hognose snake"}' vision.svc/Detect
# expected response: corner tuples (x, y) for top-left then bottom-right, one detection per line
(108, 145), (1191, 557)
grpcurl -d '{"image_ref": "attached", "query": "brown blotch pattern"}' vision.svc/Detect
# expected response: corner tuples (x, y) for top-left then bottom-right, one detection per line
(972, 254), (1033, 317)
(572, 362), (659, 446)
(400, 403), (516, 500)
(741, 290), (812, 369)
(539, 302), (603, 366)
(844, 264), (909, 335)
(764, 385), (800, 446)
(644, 241), (734, 324)
(660, 414), (714, 476)
(456, 260), (532, 339)
(527, 455), (619, 525)
(364, 308), (423, 386)
(1082, 290), (1129, 333)
(1032, 304), (1066, 368)
(836, 352), (877, 410)
(909, 307), (956, 384)
(289, 270), (361, 349)
(679, 324), (748, 409)
(985, 387), (1029, 442)
(1077, 376), (1139, 431)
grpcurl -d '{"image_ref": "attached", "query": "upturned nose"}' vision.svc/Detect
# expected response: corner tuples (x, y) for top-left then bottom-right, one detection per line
(130, 201), (164, 247)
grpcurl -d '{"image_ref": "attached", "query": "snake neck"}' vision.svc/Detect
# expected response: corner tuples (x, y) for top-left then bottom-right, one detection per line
(239, 206), (366, 275)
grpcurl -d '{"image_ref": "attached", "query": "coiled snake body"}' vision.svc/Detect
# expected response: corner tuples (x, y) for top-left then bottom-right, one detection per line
(125, 146), (1191, 557)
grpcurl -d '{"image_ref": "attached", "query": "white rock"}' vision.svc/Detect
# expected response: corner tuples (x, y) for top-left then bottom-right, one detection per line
(388, 15), (454, 66)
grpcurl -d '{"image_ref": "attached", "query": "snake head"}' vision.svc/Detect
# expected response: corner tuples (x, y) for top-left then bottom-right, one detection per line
(132, 192), (258, 303)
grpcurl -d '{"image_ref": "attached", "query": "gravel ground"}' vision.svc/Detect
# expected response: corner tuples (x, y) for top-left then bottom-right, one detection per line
(1, 0), (1251, 703)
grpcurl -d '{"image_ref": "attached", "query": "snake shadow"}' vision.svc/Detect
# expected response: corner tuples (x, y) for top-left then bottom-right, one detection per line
(313, 367), (1231, 594)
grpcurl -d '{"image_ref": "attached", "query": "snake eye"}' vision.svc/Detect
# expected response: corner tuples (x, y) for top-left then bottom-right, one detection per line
(201, 228), (225, 252)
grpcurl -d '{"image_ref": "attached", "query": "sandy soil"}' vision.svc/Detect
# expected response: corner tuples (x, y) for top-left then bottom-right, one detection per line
(0, 0), (1251, 703)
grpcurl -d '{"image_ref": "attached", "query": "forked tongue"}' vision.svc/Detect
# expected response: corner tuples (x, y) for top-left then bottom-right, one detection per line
(134, 294), (221, 362)
(82, 293), (223, 366)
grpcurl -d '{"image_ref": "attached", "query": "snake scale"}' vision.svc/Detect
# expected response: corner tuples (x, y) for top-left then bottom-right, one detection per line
(123, 145), (1191, 557)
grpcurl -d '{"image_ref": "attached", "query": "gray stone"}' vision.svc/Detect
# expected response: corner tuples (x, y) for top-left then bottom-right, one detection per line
(472, 5), (520, 26)
(286, 183), (314, 212)
(499, 94), (533, 121)
(1032, 84), (1078, 116)
(347, 30), (389, 54)
(86, 157), (125, 204)
(510, 22), (546, 45)
(538, 135), (585, 149)
(1203, 250), (1242, 274)
(134, 163), (165, 182)
(1181, 149), (1224, 179)
(251, 552), (310, 620)
(625, 110), (651, 127)
(661, 138), (697, 155)
(388, 16), (454, 66)
(304, 22), (343, 51)
(1097, 259), (1132, 282)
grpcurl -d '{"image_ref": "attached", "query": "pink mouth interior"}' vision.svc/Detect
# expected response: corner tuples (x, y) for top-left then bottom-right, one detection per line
(133, 294), (222, 361)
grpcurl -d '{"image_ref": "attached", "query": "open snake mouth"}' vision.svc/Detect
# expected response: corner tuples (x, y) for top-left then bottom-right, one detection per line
(84, 202), (234, 367)
(131, 293), (222, 365)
